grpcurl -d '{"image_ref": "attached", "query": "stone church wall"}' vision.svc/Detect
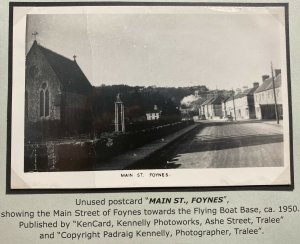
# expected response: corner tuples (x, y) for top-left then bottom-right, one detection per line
(26, 46), (61, 123)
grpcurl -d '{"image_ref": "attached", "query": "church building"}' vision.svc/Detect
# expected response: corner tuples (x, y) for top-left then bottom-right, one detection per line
(25, 41), (93, 140)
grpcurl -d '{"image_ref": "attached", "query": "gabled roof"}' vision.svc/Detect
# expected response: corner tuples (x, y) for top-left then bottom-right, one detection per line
(237, 92), (244, 99)
(201, 97), (214, 106)
(210, 96), (224, 105)
(201, 96), (224, 105)
(222, 96), (232, 103)
(254, 74), (281, 93)
(243, 86), (258, 96)
(226, 86), (258, 102)
(190, 97), (207, 106)
(28, 41), (92, 94)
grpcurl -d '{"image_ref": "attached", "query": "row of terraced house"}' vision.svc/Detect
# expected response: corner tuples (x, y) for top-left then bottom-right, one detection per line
(199, 69), (283, 120)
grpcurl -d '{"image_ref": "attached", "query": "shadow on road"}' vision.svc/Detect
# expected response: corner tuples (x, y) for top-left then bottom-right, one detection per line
(130, 121), (283, 169)
(130, 125), (283, 169)
(176, 133), (283, 154)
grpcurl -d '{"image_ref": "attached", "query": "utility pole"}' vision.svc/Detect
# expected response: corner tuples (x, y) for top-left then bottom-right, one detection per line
(232, 89), (237, 121)
(271, 62), (279, 124)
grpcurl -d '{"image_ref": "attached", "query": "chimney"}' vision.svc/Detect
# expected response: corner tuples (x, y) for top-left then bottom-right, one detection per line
(262, 75), (269, 82)
(275, 69), (281, 77)
(253, 82), (259, 88)
(154, 105), (158, 111)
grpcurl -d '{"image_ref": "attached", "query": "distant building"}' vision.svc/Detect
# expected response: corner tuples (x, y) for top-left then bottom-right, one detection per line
(25, 41), (93, 138)
(146, 105), (161, 120)
(254, 69), (282, 120)
(200, 97), (213, 119)
(223, 83), (259, 120)
(179, 96), (206, 120)
(200, 95), (223, 120)
(221, 96), (232, 118)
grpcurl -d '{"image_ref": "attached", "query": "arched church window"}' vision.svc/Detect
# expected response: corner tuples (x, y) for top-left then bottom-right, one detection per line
(40, 90), (44, 117)
(45, 90), (49, 116)
(40, 83), (50, 118)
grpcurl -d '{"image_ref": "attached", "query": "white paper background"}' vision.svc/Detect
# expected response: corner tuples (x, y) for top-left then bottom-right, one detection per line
(1, 1), (300, 244)
(11, 5), (291, 189)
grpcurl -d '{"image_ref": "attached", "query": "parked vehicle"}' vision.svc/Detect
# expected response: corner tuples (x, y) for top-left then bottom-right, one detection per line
(225, 115), (233, 122)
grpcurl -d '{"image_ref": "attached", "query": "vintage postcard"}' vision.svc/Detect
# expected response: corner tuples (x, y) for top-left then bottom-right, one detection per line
(8, 3), (293, 190)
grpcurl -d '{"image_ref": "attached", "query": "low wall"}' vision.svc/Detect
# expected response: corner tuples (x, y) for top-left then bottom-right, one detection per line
(24, 120), (194, 172)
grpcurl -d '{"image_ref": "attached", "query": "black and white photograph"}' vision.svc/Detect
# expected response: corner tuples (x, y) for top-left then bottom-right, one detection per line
(9, 3), (292, 189)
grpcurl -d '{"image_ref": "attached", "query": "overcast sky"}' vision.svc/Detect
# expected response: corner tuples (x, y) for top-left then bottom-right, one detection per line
(26, 11), (285, 90)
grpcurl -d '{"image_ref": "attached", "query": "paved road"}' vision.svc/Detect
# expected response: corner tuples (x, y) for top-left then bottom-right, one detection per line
(133, 121), (284, 169)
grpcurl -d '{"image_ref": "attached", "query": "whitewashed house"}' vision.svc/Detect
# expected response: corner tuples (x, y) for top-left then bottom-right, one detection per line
(223, 83), (259, 120)
(146, 105), (161, 120)
(254, 70), (282, 120)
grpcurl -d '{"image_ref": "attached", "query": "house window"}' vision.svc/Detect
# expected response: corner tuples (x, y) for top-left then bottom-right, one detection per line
(40, 82), (50, 118)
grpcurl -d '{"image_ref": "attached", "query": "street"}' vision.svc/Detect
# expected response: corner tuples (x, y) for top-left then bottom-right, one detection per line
(134, 121), (284, 169)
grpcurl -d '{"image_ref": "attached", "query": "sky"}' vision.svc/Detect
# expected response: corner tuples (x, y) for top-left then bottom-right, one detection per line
(26, 9), (285, 90)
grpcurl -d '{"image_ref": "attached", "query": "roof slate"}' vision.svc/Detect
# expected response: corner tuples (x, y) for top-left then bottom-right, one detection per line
(29, 41), (92, 94)
(210, 96), (224, 105)
(190, 97), (207, 106)
(223, 96), (233, 103)
(201, 96), (224, 105)
(226, 86), (258, 102)
(201, 97), (214, 106)
(254, 74), (281, 93)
